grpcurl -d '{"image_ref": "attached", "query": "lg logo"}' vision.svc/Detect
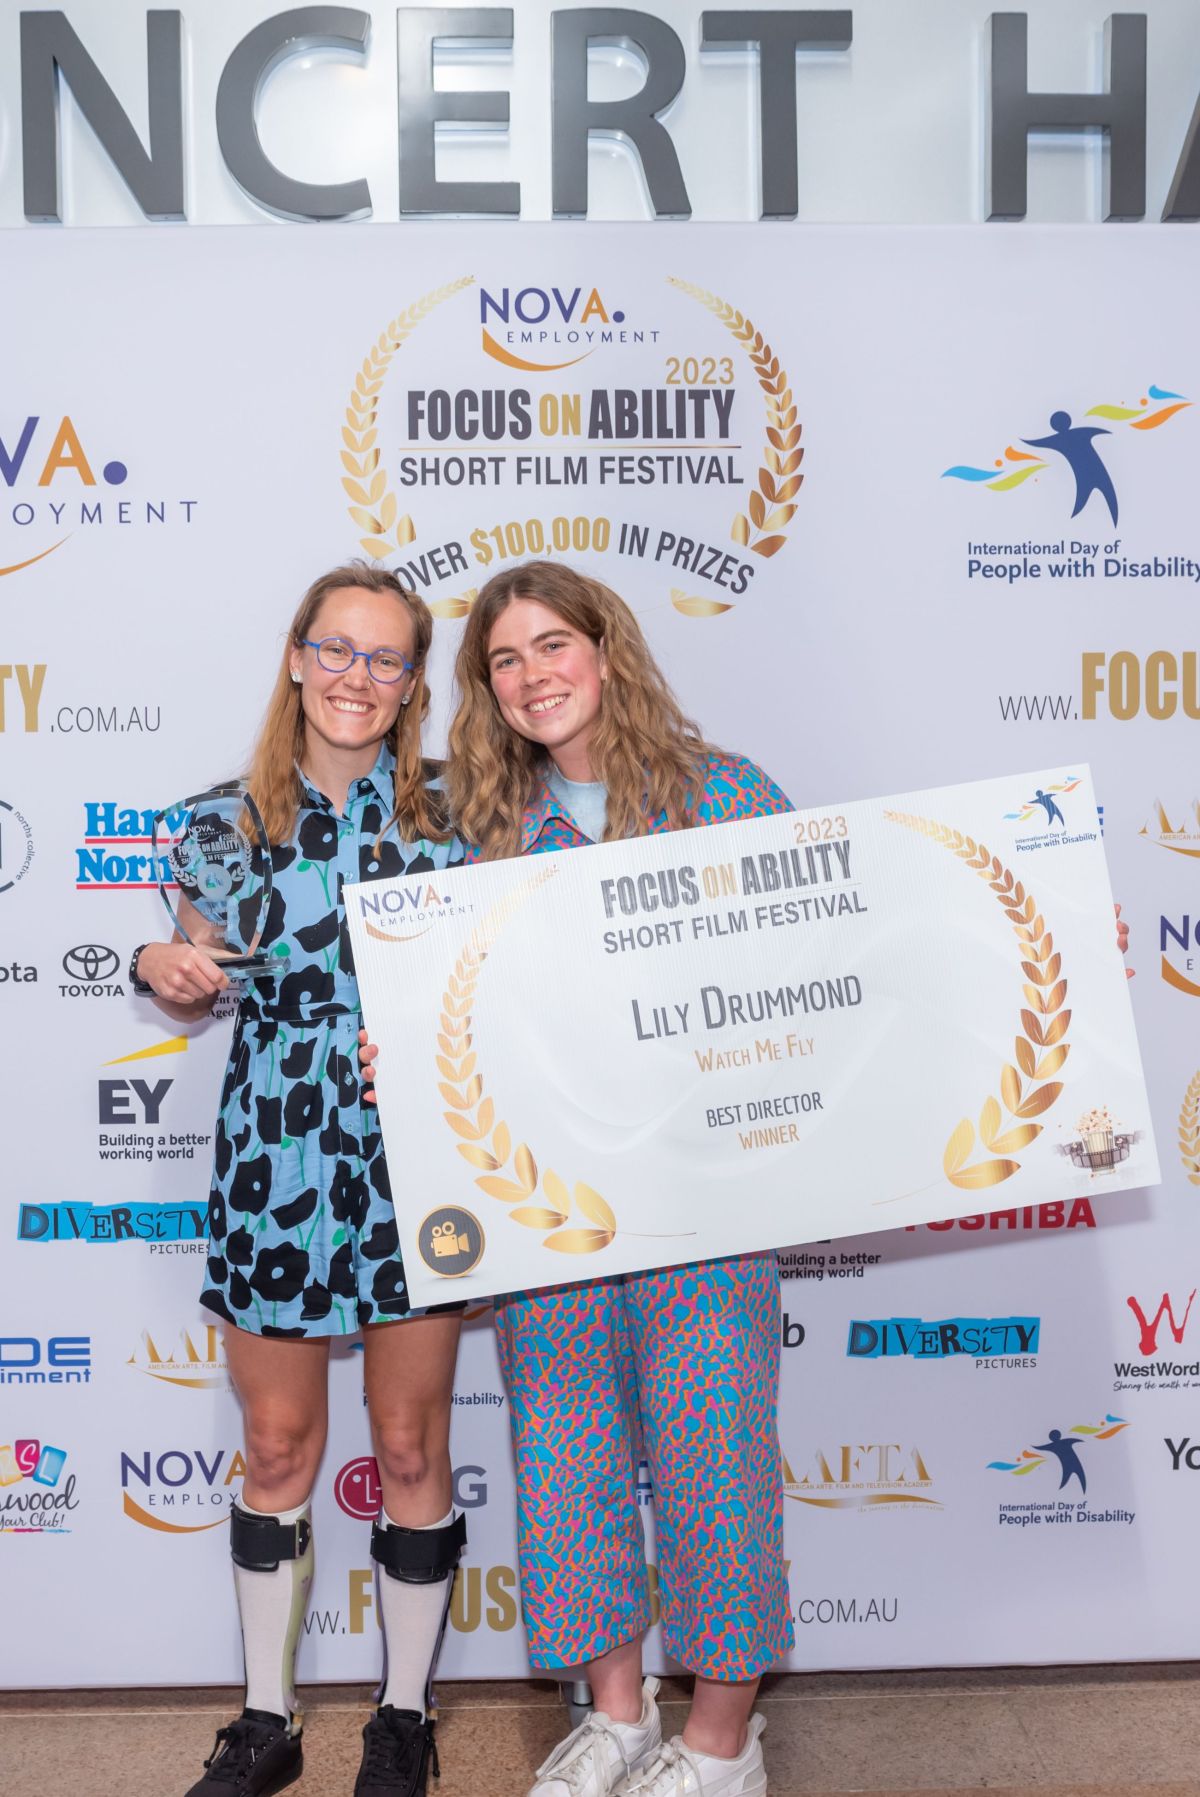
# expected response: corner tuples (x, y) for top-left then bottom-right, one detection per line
(1165, 1437), (1200, 1471)
(334, 1456), (488, 1520)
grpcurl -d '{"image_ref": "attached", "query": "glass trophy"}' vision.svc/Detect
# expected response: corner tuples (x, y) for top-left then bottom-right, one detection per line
(152, 782), (286, 982)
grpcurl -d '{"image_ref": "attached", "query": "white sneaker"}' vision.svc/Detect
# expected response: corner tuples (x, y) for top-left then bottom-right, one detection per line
(614, 1716), (768, 1797)
(528, 1678), (663, 1797)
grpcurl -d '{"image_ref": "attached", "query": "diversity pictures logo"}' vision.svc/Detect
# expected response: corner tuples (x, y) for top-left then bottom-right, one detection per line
(127, 1323), (228, 1391)
(943, 386), (1190, 524)
(0, 1437), (79, 1533)
(1140, 797), (1200, 860)
(782, 1441), (941, 1511)
(846, 1316), (1039, 1361)
(988, 1414), (1133, 1527)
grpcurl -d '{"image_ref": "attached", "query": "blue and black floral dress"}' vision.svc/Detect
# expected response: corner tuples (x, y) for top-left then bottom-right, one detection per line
(197, 747), (463, 1337)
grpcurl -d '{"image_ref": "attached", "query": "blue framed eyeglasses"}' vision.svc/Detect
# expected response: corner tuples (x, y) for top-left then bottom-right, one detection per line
(299, 636), (413, 684)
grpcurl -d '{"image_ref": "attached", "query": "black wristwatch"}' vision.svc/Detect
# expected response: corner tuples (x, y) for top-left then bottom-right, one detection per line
(129, 943), (154, 996)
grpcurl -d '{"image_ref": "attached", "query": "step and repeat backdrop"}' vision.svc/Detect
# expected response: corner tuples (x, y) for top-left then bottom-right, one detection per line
(2, 223), (1198, 1684)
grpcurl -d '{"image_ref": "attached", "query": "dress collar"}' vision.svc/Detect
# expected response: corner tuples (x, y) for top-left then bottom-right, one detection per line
(519, 770), (587, 852)
(296, 741), (396, 814)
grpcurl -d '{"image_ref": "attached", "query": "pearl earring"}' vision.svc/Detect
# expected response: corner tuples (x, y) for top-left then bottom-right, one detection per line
(291, 672), (302, 684)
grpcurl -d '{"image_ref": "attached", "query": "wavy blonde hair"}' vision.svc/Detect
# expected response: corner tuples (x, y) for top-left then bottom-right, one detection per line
(448, 561), (713, 859)
(247, 562), (447, 846)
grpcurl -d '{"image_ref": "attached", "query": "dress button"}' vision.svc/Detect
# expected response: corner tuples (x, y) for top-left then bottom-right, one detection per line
(368, 860), (379, 872)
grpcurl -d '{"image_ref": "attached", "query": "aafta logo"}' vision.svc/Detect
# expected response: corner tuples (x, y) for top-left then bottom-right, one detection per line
(1141, 796), (1200, 860)
(988, 1413), (1134, 1528)
(128, 1322), (228, 1391)
(357, 881), (467, 944)
(0, 1438), (79, 1533)
(477, 283), (648, 373)
(120, 1445), (244, 1533)
(1, 412), (199, 581)
(782, 1441), (941, 1512)
(1002, 776), (1097, 852)
(943, 385), (1190, 525)
(76, 801), (183, 892)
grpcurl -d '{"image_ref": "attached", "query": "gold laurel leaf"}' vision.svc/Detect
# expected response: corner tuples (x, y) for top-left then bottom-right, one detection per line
(429, 598), (472, 619)
(342, 479), (372, 505)
(436, 1055), (464, 1080)
(763, 505), (796, 532)
(458, 1144), (500, 1171)
(543, 1169), (569, 1211)
(463, 1075), (482, 1104)
(672, 594), (734, 617)
(1014, 1082), (1063, 1119)
(492, 1121), (511, 1164)
(509, 1206), (570, 1230)
(1042, 952), (1062, 983)
(341, 451), (367, 477)
(948, 1159), (1020, 1190)
(396, 514), (416, 546)
(1043, 1011), (1071, 1045)
(439, 1082), (471, 1110)
(759, 470), (778, 501)
(749, 490), (766, 528)
(1022, 984), (1049, 1014)
(1044, 980), (1068, 1012)
(749, 535), (787, 557)
(444, 997), (469, 1018)
(989, 1123), (1042, 1154)
(1015, 1038), (1037, 1078)
(476, 1176), (531, 1202)
(359, 539), (393, 561)
(514, 1143), (537, 1191)
(543, 1229), (613, 1254)
(1020, 961), (1050, 987)
(476, 1097), (495, 1134)
(944, 1119), (975, 1175)
(443, 1111), (483, 1142)
(440, 1015), (468, 1036)
(1033, 1045), (1069, 1079)
(776, 475), (803, 502)
(379, 493), (398, 531)
(366, 472), (386, 503)
(575, 1184), (617, 1233)
(351, 507), (385, 535)
(1021, 1009), (1045, 1046)
(731, 514), (750, 546)
(767, 427), (787, 450)
(1000, 1065), (1022, 1110)
(979, 1097), (1001, 1149)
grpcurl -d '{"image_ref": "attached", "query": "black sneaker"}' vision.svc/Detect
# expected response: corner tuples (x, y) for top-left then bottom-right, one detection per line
(354, 1706), (439, 1797)
(185, 1709), (303, 1796)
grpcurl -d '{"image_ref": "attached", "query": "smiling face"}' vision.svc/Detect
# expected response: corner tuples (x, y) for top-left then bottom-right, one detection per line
(486, 597), (607, 781)
(288, 585), (417, 763)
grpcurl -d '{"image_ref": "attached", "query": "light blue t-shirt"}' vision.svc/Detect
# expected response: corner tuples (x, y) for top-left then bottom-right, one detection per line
(547, 764), (608, 843)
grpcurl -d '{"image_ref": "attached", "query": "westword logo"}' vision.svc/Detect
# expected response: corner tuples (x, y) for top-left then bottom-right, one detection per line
(943, 385), (1190, 525)
(847, 1316), (1039, 1360)
(479, 284), (632, 372)
(1141, 796), (1200, 859)
(1126, 1291), (1196, 1356)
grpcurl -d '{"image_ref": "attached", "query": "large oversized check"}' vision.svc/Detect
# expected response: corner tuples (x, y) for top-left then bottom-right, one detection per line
(347, 766), (1157, 1304)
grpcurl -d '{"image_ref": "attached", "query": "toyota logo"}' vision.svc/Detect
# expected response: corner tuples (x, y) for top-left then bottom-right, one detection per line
(63, 943), (120, 981)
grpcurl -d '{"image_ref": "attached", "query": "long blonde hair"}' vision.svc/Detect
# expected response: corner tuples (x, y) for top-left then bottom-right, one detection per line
(448, 561), (713, 859)
(247, 562), (447, 846)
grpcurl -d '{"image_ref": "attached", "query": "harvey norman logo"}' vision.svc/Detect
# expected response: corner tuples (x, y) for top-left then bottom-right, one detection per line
(358, 882), (469, 943)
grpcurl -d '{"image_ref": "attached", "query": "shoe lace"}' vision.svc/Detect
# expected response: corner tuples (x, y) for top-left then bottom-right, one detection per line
(203, 1717), (281, 1784)
(623, 1741), (703, 1797)
(535, 1714), (639, 1794)
(362, 1710), (429, 1785)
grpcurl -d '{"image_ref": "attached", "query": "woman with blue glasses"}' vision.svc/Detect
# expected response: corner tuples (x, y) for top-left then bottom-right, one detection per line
(130, 562), (466, 1797)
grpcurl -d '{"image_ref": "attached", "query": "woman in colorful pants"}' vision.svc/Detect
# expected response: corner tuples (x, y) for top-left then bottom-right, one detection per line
(365, 559), (794, 1797)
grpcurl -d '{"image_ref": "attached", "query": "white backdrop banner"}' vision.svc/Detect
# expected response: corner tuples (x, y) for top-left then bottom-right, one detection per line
(2, 223), (1198, 1684)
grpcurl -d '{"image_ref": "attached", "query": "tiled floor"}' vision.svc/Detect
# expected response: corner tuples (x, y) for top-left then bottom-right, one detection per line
(1, 1665), (1198, 1794)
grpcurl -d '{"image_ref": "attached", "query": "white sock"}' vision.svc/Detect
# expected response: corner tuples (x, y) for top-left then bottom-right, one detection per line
(378, 1507), (455, 1716)
(232, 1496), (313, 1725)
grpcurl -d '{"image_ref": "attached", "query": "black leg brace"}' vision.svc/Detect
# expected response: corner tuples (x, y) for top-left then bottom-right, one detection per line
(371, 1512), (467, 1721)
(230, 1500), (311, 1571)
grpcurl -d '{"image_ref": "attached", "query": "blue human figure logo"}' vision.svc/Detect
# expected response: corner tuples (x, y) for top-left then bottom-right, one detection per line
(1023, 411), (1119, 526)
(1031, 789), (1065, 828)
(1034, 1428), (1089, 1493)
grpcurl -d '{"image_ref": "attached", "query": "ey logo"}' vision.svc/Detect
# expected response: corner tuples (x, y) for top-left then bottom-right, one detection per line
(480, 285), (624, 371)
(99, 1036), (187, 1126)
(1126, 1290), (1197, 1356)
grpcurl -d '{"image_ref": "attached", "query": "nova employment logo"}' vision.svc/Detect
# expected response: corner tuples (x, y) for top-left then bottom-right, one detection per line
(120, 1445), (244, 1533)
(0, 412), (198, 581)
(782, 1441), (941, 1511)
(0, 1438), (79, 1533)
(847, 1316), (1039, 1365)
(128, 1323), (228, 1391)
(943, 385), (1190, 525)
(988, 1414), (1133, 1528)
(358, 881), (465, 944)
(1159, 915), (1200, 1000)
(478, 284), (649, 373)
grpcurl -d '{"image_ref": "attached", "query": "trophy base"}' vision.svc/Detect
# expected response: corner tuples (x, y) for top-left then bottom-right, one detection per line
(213, 951), (289, 985)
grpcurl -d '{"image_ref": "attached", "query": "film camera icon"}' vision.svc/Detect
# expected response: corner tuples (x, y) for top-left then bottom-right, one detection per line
(431, 1220), (471, 1259)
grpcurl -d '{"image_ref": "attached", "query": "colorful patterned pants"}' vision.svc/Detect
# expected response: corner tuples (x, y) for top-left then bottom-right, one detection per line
(493, 1252), (794, 1679)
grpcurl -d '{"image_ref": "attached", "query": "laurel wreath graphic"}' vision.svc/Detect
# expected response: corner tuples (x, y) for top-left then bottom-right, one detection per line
(1180, 1071), (1200, 1186)
(885, 814), (1070, 1189)
(342, 278), (475, 562)
(666, 279), (803, 575)
(437, 874), (618, 1256)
